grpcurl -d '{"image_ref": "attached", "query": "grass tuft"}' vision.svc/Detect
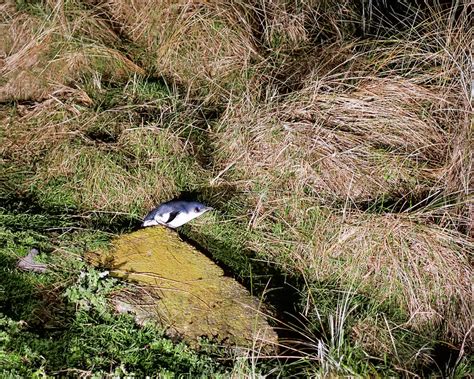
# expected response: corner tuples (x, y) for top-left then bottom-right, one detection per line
(1, 0), (472, 375)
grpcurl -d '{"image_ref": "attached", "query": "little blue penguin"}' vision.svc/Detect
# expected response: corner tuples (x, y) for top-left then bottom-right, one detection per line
(142, 200), (213, 228)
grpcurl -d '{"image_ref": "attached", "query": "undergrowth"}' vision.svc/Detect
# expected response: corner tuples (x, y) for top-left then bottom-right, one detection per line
(1, 0), (472, 376)
(0, 208), (231, 377)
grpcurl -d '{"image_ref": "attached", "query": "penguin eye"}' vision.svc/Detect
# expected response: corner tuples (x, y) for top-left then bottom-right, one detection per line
(194, 206), (200, 213)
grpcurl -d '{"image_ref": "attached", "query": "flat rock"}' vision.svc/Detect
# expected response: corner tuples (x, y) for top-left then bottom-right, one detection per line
(17, 248), (48, 273)
(90, 227), (278, 352)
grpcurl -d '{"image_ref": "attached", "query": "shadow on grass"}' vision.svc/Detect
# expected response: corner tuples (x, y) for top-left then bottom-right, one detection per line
(1, 192), (463, 376)
(0, 203), (226, 376)
(180, 222), (463, 377)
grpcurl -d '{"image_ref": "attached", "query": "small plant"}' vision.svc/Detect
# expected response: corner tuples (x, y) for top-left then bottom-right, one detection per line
(64, 268), (118, 315)
(1, 0), (471, 376)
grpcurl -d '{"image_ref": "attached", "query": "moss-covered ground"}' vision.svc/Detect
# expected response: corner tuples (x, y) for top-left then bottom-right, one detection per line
(1, 0), (472, 376)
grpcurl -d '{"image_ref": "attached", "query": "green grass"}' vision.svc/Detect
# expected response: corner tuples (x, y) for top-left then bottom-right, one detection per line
(1, 0), (472, 376)
(0, 209), (233, 377)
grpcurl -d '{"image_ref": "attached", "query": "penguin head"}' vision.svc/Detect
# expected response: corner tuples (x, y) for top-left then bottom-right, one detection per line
(189, 203), (213, 216)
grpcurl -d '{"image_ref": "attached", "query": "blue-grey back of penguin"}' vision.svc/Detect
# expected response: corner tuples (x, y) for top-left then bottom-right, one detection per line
(162, 200), (206, 213)
(143, 200), (207, 222)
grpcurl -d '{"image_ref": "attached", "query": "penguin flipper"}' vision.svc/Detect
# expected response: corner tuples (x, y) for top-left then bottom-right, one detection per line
(165, 211), (180, 224)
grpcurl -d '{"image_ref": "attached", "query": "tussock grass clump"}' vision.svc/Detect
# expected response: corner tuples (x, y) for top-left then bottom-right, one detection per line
(1, 101), (83, 169)
(213, 77), (443, 203)
(2, 79), (207, 215)
(211, 198), (472, 344)
(295, 78), (448, 161)
(105, 0), (258, 100)
(204, 6), (472, 363)
(0, 3), (39, 61)
(0, 0), (143, 102)
(326, 214), (472, 340)
(1, 0), (472, 376)
(9, 114), (205, 214)
(37, 144), (161, 213)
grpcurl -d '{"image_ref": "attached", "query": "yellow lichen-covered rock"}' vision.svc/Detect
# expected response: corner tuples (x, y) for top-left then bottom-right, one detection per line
(91, 227), (278, 352)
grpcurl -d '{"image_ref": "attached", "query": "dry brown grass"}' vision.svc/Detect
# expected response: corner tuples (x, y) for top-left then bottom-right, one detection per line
(1, 99), (86, 164)
(296, 78), (449, 161)
(205, 4), (473, 351)
(328, 214), (472, 341)
(353, 4), (473, 237)
(105, 0), (259, 100)
(1, 0), (472, 373)
(0, 3), (38, 62)
(232, 200), (472, 343)
(2, 97), (205, 214)
(36, 143), (168, 212)
(213, 77), (445, 204)
(0, 1), (143, 102)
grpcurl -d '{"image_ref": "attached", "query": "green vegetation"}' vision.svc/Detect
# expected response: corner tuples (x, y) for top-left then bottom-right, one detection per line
(1, 0), (472, 376)
(0, 210), (230, 377)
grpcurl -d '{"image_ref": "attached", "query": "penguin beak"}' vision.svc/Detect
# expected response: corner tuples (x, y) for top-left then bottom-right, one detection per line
(142, 219), (159, 227)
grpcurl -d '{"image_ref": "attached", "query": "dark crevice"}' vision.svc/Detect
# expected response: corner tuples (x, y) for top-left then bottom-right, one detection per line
(178, 229), (314, 360)
(352, 0), (467, 38)
(352, 189), (448, 214)
(2, 191), (464, 375)
(0, 100), (39, 107)
(84, 128), (119, 144)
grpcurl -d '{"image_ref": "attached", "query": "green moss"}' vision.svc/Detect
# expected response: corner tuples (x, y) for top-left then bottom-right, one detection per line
(0, 209), (227, 376)
(92, 227), (278, 351)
